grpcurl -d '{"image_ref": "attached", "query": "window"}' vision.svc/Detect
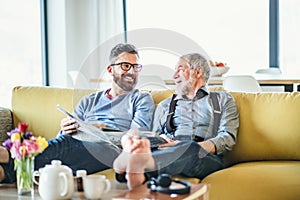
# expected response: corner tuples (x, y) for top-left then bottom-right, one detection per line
(126, 0), (269, 76)
(279, 0), (300, 75)
(0, 1), (42, 108)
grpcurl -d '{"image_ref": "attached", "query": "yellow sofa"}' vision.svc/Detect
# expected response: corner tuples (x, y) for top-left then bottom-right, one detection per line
(1, 86), (300, 200)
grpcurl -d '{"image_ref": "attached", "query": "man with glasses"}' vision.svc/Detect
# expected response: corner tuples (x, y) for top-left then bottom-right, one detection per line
(0, 43), (155, 183)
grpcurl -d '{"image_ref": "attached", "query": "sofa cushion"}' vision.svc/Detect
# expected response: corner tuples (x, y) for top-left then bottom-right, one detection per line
(202, 161), (300, 200)
(224, 92), (300, 165)
(148, 90), (174, 105)
(11, 86), (300, 164)
(12, 86), (95, 139)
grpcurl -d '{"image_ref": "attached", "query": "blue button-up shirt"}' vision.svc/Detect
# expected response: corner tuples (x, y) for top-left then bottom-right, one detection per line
(152, 87), (239, 155)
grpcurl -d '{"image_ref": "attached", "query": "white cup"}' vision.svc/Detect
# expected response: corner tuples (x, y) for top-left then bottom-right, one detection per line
(83, 175), (111, 199)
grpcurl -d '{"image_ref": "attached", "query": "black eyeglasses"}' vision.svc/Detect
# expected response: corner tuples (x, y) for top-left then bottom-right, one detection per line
(111, 62), (142, 72)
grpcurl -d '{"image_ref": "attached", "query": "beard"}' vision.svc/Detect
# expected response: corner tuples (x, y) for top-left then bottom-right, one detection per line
(175, 77), (194, 98)
(113, 73), (137, 91)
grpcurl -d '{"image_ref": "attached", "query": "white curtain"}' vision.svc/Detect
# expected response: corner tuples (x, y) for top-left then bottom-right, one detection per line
(47, 0), (126, 88)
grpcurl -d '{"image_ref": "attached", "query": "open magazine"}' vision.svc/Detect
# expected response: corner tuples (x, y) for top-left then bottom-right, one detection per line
(56, 105), (167, 149)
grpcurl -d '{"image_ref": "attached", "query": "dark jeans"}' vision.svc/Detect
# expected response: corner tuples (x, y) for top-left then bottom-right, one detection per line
(149, 141), (224, 180)
(2, 137), (223, 183)
(36, 134), (121, 174)
(1, 134), (121, 183)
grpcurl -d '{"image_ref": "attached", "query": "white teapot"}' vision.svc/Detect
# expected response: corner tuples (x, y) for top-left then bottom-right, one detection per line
(33, 160), (74, 200)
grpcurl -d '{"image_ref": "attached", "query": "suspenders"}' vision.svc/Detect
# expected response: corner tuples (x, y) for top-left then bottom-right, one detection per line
(165, 92), (221, 139)
(165, 94), (178, 133)
(210, 92), (221, 137)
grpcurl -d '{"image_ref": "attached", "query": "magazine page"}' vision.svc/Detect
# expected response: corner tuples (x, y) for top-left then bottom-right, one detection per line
(56, 105), (167, 148)
(56, 105), (120, 147)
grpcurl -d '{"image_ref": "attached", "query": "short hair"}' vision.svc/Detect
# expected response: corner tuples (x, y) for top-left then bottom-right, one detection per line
(109, 43), (139, 63)
(180, 53), (210, 82)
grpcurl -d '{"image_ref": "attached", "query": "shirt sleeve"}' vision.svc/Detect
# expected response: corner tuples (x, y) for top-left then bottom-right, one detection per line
(152, 98), (171, 135)
(56, 94), (90, 137)
(130, 92), (155, 131)
(73, 94), (91, 121)
(209, 93), (239, 155)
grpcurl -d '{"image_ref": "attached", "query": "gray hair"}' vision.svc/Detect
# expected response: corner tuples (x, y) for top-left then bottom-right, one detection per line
(109, 43), (139, 63)
(180, 53), (210, 82)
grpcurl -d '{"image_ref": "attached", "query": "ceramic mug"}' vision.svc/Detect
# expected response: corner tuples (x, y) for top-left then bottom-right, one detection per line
(83, 175), (111, 199)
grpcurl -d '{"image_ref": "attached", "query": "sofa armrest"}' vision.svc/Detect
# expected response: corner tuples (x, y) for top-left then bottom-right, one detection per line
(0, 107), (13, 145)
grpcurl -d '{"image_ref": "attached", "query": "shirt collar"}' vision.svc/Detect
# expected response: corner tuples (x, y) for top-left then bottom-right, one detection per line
(175, 86), (209, 100)
(195, 87), (209, 100)
(105, 88), (113, 99)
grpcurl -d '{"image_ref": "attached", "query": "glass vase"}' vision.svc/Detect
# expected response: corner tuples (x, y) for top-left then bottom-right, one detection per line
(15, 157), (35, 195)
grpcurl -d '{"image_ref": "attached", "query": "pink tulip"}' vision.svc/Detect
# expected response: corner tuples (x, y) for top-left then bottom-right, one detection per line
(23, 139), (39, 154)
(10, 142), (22, 159)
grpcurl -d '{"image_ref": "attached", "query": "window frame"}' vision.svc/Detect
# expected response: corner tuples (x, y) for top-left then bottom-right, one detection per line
(40, 0), (281, 85)
(40, 0), (49, 86)
(269, 0), (279, 68)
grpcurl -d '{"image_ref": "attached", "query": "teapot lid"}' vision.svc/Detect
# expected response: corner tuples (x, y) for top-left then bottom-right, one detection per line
(76, 170), (87, 177)
(51, 160), (62, 166)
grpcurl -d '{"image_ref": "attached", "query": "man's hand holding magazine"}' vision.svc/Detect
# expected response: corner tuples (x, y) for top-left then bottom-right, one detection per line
(56, 104), (167, 149)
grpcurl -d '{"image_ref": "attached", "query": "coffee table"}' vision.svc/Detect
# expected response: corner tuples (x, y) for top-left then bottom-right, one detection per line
(0, 181), (208, 200)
